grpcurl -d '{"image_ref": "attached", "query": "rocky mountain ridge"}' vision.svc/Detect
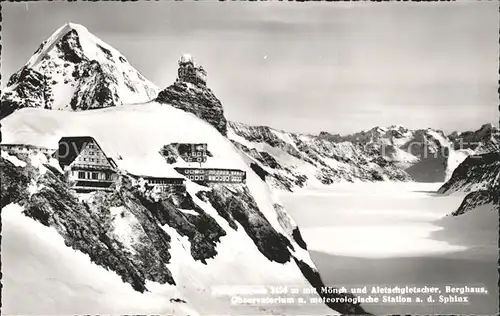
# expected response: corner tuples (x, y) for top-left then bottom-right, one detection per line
(228, 122), (412, 191)
(319, 123), (498, 183)
(438, 150), (499, 216)
(228, 121), (499, 190)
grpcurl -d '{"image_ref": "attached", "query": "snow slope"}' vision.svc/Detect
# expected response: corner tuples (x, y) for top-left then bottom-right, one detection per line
(1, 103), (346, 315)
(2, 203), (198, 315)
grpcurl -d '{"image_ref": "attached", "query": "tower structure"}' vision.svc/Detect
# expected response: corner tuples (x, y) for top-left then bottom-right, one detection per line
(177, 54), (207, 87)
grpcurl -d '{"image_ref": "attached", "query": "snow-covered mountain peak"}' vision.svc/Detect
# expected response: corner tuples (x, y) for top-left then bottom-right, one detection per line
(1, 23), (159, 118)
(26, 22), (132, 72)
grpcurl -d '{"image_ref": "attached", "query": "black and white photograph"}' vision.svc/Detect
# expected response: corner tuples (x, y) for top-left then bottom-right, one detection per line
(0, 1), (499, 315)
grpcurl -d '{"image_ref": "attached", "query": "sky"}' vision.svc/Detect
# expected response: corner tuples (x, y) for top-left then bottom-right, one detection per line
(2, 1), (498, 135)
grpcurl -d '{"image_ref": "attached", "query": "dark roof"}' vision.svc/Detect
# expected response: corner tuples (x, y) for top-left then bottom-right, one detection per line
(174, 167), (245, 173)
(129, 173), (185, 181)
(107, 157), (117, 168)
(56, 136), (104, 167)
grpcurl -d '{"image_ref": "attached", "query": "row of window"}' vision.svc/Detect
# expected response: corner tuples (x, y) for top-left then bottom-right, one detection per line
(207, 170), (244, 176)
(80, 157), (105, 164)
(182, 169), (245, 176)
(1, 146), (52, 154)
(183, 151), (206, 157)
(146, 179), (183, 185)
(208, 176), (243, 182)
(187, 175), (205, 181)
(186, 175), (244, 183)
(185, 169), (205, 175)
(184, 157), (205, 162)
(77, 171), (113, 180)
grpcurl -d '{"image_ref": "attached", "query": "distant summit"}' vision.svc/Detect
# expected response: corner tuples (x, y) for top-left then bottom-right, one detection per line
(0, 23), (158, 118)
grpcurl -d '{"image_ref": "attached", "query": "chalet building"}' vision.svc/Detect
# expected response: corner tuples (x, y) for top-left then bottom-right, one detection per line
(55, 136), (118, 193)
(175, 167), (246, 184)
(177, 54), (207, 87)
(130, 174), (186, 194)
(0, 144), (55, 155)
(178, 143), (208, 163)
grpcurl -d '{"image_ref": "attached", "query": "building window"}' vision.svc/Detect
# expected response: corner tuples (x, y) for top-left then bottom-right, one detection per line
(78, 171), (85, 179)
(91, 172), (98, 180)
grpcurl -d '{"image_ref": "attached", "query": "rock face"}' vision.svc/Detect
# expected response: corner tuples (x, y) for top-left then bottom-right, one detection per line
(228, 122), (412, 191)
(438, 151), (499, 216)
(438, 151), (500, 194)
(155, 56), (227, 135)
(452, 189), (499, 216)
(0, 23), (158, 118)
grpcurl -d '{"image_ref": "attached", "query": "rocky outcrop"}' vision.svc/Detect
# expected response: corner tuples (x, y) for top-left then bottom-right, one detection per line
(438, 151), (499, 217)
(69, 60), (120, 110)
(156, 81), (227, 135)
(452, 188), (499, 216)
(438, 151), (500, 194)
(0, 67), (54, 118)
(197, 184), (293, 263)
